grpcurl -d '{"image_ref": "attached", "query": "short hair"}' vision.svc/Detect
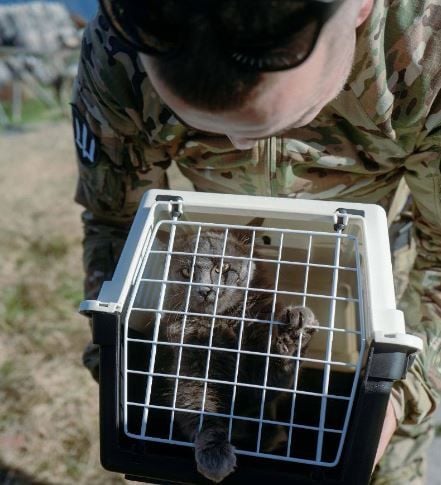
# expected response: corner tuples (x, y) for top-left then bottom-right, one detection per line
(151, 0), (318, 111)
(153, 17), (261, 112)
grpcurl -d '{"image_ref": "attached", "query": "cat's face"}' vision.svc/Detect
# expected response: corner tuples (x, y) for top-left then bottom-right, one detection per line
(166, 230), (255, 315)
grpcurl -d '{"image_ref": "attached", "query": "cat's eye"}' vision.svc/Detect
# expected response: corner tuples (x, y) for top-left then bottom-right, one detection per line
(214, 263), (230, 274)
(181, 267), (190, 278)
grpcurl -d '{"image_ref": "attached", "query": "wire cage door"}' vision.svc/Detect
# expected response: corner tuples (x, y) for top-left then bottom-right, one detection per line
(122, 216), (366, 468)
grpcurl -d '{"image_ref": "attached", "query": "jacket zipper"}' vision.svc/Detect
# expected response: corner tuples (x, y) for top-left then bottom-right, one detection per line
(267, 136), (277, 197)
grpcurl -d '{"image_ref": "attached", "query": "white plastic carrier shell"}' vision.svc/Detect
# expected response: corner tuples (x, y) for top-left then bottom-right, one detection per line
(81, 189), (421, 353)
(80, 189), (423, 473)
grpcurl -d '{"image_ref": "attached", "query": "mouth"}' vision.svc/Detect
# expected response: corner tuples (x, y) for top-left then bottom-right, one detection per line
(190, 301), (214, 314)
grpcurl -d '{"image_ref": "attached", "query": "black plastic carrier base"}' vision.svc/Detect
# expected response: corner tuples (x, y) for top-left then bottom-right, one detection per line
(92, 311), (415, 485)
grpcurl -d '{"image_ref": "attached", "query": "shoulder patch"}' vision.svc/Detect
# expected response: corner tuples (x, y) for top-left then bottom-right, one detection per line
(72, 105), (101, 167)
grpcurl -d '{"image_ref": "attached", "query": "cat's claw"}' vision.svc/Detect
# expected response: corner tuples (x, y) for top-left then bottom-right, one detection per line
(194, 429), (237, 483)
(276, 306), (318, 356)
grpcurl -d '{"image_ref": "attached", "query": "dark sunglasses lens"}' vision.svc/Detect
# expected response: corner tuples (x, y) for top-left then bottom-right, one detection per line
(99, 0), (340, 71)
(234, 20), (321, 70)
(218, 0), (323, 70)
(99, 0), (182, 54)
(219, 0), (309, 45)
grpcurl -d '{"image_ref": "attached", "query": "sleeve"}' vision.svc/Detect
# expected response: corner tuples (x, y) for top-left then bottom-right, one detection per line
(72, 13), (174, 299)
(391, 97), (441, 425)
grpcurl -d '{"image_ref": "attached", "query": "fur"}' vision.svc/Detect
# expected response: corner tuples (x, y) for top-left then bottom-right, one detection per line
(152, 229), (318, 482)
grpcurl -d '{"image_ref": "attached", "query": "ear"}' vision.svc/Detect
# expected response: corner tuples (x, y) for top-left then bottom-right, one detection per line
(356, 0), (374, 27)
(246, 217), (265, 228)
(155, 223), (193, 247)
(154, 228), (184, 250)
(155, 229), (171, 245)
(229, 217), (266, 244)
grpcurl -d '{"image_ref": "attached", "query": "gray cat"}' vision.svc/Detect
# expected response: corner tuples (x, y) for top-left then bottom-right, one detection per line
(152, 228), (318, 483)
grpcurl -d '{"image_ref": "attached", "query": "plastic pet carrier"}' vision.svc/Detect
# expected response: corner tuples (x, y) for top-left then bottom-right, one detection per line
(80, 190), (422, 485)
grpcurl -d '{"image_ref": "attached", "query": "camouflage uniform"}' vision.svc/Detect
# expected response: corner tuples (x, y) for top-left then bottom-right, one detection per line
(72, 1), (441, 482)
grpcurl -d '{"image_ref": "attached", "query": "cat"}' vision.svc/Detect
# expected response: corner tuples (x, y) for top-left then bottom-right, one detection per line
(150, 227), (318, 483)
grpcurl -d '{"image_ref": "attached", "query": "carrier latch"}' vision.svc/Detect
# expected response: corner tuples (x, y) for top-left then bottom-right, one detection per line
(155, 194), (184, 219)
(334, 208), (365, 232)
(367, 343), (418, 381)
(334, 210), (349, 232)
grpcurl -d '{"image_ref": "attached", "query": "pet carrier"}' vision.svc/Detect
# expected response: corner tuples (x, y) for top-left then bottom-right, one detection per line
(80, 189), (422, 485)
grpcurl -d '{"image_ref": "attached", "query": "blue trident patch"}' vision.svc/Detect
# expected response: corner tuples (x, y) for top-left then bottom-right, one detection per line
(72, 106), (100, 167)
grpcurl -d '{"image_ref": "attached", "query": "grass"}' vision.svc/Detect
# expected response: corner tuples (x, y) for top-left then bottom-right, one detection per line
(0, 228), (110, 484)
(0, 121), (127, 484)
(1, 234), (83, 339)
(1, 96), (65, 128)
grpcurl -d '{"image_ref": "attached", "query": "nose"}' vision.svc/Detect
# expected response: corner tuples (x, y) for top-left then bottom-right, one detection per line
(227, 135), (258, 150)
(198, 286), (213, 300)
(198, 286), (213, 299)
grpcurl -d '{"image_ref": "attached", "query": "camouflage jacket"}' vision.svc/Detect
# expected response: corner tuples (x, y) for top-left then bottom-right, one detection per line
(72, 0), (441, 426)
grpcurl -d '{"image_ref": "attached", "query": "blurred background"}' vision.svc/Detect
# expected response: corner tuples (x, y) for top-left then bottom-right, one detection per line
(0, 0), (96, 20)
(0, 1), (439, 484)
(0, 1), (124, 483)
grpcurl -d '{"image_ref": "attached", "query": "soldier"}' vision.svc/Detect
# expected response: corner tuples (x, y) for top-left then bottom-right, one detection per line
(72, 0), (441, 483)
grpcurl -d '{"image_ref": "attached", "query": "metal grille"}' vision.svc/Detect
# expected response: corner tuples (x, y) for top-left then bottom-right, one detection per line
(122, 219), (365, 467)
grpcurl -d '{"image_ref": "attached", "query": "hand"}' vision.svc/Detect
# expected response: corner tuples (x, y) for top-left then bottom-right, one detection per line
(373, 399), (398, 470)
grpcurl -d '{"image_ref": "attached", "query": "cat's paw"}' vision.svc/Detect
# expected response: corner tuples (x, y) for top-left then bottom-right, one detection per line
(275, 306), (318, 356)
(194, 428), (236, 483)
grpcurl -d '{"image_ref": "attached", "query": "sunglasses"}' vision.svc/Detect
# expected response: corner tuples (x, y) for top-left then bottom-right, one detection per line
(99, 0), (345, 72)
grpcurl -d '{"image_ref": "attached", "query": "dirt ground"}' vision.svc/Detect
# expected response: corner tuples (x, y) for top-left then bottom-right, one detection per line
(0, 121), (125, 484)
(0, 120), (439, 484)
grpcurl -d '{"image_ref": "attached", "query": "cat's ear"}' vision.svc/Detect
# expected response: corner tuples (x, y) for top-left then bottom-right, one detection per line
(229, 217), (265, 245)
(246, 217), (265, 228)
(155, 229), (171, 246)
(157, 229), (169, 244)
(154, 229), (182, 250)
(155, 225), (192, 245)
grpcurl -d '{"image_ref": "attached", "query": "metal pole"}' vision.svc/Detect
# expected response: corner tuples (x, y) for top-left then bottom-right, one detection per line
(11, 79), (22, 124)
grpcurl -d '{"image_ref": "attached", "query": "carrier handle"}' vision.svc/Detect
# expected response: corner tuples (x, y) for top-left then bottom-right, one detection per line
(340, 342), (417, 484)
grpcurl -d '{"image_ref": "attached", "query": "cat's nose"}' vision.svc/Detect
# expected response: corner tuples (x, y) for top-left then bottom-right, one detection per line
(198, 286), (213, 299)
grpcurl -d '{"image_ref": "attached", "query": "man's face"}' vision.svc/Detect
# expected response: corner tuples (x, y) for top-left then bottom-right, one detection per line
(141, 0), (373, 150)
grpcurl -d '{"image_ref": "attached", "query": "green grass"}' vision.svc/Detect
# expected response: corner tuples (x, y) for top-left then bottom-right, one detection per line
(29, 234), (70, 260)
(1, 233), (80, 332)
(1, 284), (37, 329)
(16, 234), (70, 268)
(2, 96), (66, 127)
